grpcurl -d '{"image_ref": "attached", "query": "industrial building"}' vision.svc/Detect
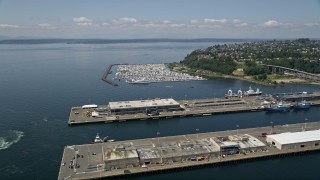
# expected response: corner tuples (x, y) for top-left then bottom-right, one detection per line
(272, 92), (320, 102)
(108, 98), (182, 115)
(266, 129), (320, 150)
(211, 134), (266, 155)
(178, 138), (220, 161)
(104, 143), (139, 170)
(59, 122), (320, 180)
(137, 148), (162, 165)
(102, 134), (265, 171)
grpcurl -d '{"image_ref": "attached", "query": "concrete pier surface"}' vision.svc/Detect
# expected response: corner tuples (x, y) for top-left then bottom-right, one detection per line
(58, 121), (320, 180)
(68, 95), (320, 125)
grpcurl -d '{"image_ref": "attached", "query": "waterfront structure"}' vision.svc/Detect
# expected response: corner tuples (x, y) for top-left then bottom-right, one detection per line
(108, 98), (182, 115)
(211, 134), (266, 155)
(272, 91), (320, 102)
(104, 143), (140, 170)
(68, 96), (267, 124)
(266, 129), (320, 150)
(58, 122), (320, 180)
(103, 138), (224, 171)
(68, 94), (320, 125)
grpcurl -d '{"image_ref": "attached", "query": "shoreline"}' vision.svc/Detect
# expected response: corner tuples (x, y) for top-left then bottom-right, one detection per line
(187, 70), (315, 87)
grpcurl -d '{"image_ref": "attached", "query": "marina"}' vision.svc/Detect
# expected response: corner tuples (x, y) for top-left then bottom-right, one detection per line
(58, 121), (320, 180)
(68, 91), (320, 125)
(115, 64), (206, 84)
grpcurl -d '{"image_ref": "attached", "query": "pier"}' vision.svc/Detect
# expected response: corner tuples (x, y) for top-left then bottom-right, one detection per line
(58, 121), (320, 180)
(68, 95), (320, 125)
(101, 64), (120, 86)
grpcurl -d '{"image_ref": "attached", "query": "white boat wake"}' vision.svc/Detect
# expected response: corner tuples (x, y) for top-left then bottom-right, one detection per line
(0, 130), (24, 150)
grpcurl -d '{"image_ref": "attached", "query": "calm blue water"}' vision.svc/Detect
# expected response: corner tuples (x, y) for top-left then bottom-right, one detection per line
(0, 42), (319, 180)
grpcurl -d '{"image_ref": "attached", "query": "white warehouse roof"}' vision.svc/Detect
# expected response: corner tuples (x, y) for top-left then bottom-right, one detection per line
(82, 104), (98, 109)
(267, 129), (320, 145)
(109, 98), (180, 110)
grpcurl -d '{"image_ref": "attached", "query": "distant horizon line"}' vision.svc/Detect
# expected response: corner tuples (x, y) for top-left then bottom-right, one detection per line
(0, 37), (319, 44)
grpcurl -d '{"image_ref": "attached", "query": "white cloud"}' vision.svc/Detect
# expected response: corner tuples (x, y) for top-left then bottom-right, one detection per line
(112, 17), (137, 24)
(38, 23), (56, 29)
(239, 23), (248, 27)
(304, 22), (319, 27)
(190, 18), (247, 28)
(136, 21), (185, 29)
(232, 19), (248, 27)
(101, 22), (109, 26)
(204, 18), (228, 24)
(170, 23), (185, 28)
(233, 19), (241, 24)
(263, 20), (282, 28)
(190, 19), (199, 24)
(138, 23), (161, 28)
(0, 24), (20, 29)
(73, 17), (93, 26)
(162, 20), (170, 24)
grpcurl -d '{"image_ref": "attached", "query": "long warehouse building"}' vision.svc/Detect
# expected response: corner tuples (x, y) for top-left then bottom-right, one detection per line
(266, 129), (320, 150)
(108, 98), (182, 115)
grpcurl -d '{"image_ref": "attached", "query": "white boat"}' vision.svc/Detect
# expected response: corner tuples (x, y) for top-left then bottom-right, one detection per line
(92, 134), (115, 143)
(103, 136), (115, 142)
(131, 78), (150, 84)
(92, 133), (103, 143)
(202, 113), (212, 116)
(244, 86), (262, 96)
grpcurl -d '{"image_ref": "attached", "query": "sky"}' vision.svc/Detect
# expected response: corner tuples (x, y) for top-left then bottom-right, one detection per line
(0, 0), (319, 39)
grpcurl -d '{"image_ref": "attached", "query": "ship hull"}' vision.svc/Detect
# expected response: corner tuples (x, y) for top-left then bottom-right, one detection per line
(294, 104), (310, 110)
(265, 106), (291, 112)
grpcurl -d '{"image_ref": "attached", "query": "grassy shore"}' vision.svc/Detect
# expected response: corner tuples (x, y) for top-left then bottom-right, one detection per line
(178, 68), (309, 86)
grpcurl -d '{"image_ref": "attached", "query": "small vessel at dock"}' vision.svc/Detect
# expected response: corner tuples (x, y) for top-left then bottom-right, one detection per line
(92, 133), (103, 143)
(294, 100), (310, 110)
(264, 101), (291, 112)
(92, 133), (115, 143)
(202, 113), (212, 116)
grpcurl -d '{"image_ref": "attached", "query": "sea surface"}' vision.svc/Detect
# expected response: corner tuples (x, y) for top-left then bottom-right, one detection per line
(0, 41), (319, 180)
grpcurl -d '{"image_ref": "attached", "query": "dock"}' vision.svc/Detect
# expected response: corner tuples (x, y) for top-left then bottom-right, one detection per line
(68, 95), (320, 125)
(101, 64), (120, 86)
(58, 121), (320, 180)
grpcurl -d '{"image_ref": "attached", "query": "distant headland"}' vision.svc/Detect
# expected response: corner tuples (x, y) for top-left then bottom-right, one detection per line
(171, 38), (320, 86)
